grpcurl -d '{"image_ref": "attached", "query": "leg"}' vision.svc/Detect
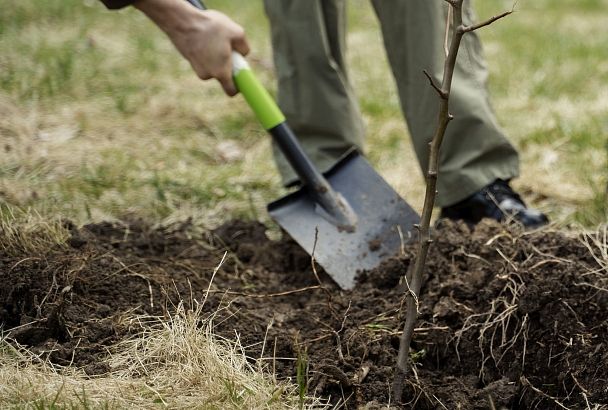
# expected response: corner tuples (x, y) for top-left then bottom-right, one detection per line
(263, 0), (364, 185)
(371, 0), (520, 207)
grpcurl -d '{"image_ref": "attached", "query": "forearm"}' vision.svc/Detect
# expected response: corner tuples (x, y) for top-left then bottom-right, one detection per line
(98, 0), (249, 96)
(133, 0), (202, 38)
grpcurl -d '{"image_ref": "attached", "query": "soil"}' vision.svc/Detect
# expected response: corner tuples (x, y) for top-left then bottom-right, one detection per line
(1, 217), (607, 408)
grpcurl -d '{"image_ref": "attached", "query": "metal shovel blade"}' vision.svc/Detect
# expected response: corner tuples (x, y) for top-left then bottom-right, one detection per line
(268, 150), (420, 290)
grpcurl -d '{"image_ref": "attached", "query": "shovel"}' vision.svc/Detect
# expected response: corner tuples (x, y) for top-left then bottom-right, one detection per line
(187, 0), (420, 289)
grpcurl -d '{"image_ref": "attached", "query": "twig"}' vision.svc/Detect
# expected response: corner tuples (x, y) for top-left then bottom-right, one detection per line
(423, 70), (446, 98)
(396, 225), (407, 257)
(311, 227), (339, 319)
(309, 302), (351, 364)
(520, 376), (570, 410)
(126, 272), (155, 309)
(334, 302), (351, 363)
(5, 319), (44, 334)
(392, 0), (513, 402)
(201, 251), (227, 308)
(144, 383), (168, 406)
(207, 285), (322, 299)
(463, 10), (513, 33)
(10, 257), (42, 271)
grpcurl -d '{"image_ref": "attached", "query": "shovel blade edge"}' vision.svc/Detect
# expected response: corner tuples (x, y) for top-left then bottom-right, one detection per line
(268, 151), (420, 290)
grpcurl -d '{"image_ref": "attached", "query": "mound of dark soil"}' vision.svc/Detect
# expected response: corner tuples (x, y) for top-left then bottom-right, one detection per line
(1, 218), (606, 408)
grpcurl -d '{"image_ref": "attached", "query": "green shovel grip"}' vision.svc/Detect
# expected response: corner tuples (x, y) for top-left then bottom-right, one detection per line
(232, 52), (285, 130)
(184, 1), (285, 130)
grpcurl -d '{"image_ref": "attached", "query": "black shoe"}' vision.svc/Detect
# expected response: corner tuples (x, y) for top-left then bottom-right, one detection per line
(440, 179), (549, 229)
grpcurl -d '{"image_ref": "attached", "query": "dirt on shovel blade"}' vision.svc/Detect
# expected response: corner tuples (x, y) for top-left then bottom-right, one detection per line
(1, 217), (607, 408)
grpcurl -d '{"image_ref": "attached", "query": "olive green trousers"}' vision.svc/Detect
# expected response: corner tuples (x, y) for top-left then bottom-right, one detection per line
(262, 0), (519, 207)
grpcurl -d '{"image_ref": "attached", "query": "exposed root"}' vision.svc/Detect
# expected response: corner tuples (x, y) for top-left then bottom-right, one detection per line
(521, 376), (570, 410)
(581, 225), (608, 273)
(453, 241), (529, 382)
(578, 226), (608, 300)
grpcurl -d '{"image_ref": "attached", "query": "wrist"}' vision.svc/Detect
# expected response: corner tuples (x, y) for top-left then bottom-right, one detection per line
(134, 0), (203, 35)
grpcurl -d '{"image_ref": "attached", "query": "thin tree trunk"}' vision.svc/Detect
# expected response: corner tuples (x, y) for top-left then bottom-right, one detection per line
(392, 0), (512, 403)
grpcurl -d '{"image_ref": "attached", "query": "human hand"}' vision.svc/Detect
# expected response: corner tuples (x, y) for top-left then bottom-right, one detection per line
(135, 0), (250, 96)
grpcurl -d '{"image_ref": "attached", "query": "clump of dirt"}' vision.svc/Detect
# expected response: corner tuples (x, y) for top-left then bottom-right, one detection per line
(1, 217), (606, 408)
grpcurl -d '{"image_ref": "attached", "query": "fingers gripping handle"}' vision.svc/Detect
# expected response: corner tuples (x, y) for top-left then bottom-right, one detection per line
(184, 0), (356, 229)
(185, 0), (284, 129)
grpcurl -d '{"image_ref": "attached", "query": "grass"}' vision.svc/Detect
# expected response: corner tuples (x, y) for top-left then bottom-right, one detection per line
(295, 349), (309, 409)
(0, 208), (69, 257)
(1, 0), (277, 224)
(0, 0), (605, 227)
(473, 0), (608, 223)
(0, 0), (606, 407)
(0, 304), (314, 409)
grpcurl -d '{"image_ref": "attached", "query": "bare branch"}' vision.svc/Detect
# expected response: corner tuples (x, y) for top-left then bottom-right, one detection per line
(463, 10), (512, 33)
(423, 70), (446, 98)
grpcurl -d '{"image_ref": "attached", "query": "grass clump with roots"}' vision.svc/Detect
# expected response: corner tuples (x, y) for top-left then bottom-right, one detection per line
(0, 207), (70, 257)
(0, 302), (321, 409)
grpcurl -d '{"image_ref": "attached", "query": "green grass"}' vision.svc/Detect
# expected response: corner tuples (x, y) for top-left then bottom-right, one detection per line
(295, 349), (309, 410)
(0, 1), (606, 406)
(0, 0), (605, 230)
(474, 0), (608, 223)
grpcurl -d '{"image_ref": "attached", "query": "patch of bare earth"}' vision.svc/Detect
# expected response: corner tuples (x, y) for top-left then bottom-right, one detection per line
(1, 218), (607, 408)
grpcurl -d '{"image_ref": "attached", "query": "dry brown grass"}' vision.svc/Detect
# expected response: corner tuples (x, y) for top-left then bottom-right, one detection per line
(0, 302), (324, 409)
(0, 208), (69, 257)
(579, 225), (608, 298)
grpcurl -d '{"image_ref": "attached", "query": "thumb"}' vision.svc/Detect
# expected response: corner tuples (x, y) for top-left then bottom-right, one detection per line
(232, 36), (250, 57)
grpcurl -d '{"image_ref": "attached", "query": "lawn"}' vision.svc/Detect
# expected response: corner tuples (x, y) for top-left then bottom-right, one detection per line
(1, 0), (605, 227)
(1, 0), (607, 408)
